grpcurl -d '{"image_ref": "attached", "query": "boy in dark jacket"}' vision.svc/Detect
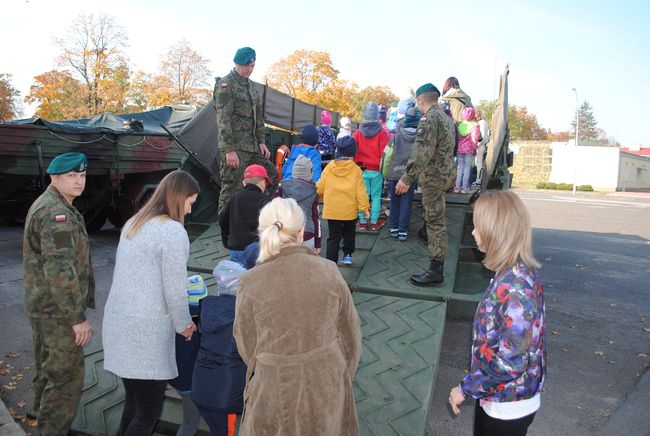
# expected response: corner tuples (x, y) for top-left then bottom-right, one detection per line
(219, 164), (271, 264)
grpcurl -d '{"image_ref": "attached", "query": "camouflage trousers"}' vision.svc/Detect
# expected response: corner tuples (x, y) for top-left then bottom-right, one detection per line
(419, 179), (449, 260)
(30, 317), (84, 435)
(218, 149), (279, 213)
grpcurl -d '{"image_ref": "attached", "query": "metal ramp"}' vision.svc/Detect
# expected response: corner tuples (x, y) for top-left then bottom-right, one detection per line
(72, 197), (486, 435)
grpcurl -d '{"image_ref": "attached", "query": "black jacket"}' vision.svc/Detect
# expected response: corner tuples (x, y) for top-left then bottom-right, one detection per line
(219, 184), (270, 250)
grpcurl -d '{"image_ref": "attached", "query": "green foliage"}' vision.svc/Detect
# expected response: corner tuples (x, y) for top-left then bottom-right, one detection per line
(557, 183), (573, 190)
(545, 182), (557, 190)
(577, 184), (594, 191)
(571, 101), (599, 142)
(476, 99), (546, 140)
(535, 182), (546, 189)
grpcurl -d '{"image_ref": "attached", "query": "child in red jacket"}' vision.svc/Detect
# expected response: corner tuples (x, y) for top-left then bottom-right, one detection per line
(353, 102), (390, 231)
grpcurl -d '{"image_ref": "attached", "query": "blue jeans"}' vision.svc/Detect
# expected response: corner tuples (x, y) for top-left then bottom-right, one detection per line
(229, 250), (245, 265)
(359, 169), (384, 223)
(455, 153), (473, 189)
(388, 180), (415, 233)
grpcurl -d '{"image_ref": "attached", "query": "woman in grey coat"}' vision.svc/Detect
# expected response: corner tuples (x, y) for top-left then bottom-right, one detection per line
(102, 170), (199, 435)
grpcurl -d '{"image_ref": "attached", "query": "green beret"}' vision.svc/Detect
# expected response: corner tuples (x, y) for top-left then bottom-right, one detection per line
(415, 83), (440, 97)
(233, 47), (256, 65)
(46, 152), (88, 175)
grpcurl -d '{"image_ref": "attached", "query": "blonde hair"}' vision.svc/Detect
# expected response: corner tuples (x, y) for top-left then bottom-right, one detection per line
(257, 198), (305, 263)
(473, 190), (540, 272)
(124, 170), (199, 239)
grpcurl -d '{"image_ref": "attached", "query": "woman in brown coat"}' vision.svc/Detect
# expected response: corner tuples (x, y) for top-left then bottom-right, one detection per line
(233, 197), (362, 436)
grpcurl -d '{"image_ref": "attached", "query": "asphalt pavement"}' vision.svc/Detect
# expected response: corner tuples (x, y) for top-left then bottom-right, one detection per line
(1, 189), (649, 435)
(427, 189), (650, 435)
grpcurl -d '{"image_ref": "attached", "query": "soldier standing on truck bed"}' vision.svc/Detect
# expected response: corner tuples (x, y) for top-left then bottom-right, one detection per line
(395, 83), (456, 286)
(22, 152), (95, 434)
(214, 46), (279, 212)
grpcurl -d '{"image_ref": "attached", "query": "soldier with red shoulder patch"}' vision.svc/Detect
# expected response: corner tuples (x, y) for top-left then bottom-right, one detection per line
(214, 46), (279, 212)
(395, 83), (456, 286)
(23, 151), (95, 434)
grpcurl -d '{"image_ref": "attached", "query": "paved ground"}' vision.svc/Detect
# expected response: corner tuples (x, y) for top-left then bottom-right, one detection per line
(1, 188), (649, 435)
(427, 189), (650, 435)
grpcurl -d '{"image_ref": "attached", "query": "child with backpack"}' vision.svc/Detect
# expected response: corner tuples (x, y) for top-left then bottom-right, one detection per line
(382, 104), (421, 241)
(454, 107), (482, 193)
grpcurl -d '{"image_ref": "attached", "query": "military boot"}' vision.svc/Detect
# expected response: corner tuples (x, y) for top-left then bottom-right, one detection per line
(410, 258), (444, 286)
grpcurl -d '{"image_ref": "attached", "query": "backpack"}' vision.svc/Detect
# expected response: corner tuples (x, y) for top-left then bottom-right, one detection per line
(380, 142), (394, 178)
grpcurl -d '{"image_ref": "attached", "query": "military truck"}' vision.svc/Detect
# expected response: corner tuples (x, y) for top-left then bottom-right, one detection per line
(0, 106), (198, 231)
(69, 67), (512, 435)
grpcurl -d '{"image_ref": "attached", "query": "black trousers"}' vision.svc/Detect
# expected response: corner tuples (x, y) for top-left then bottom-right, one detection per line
(474, 400), (536, 436)
(326, 219), (357, 263)
(119, 378), (167, 436)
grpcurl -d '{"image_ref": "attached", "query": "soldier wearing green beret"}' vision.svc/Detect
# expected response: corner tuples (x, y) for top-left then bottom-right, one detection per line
(214, 46), (279, 212)
(395, 84), (456, 285)
(23, 152), (95, 434)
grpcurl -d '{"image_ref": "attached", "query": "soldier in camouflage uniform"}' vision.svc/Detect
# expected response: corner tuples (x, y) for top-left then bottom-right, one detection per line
(214, 46), (279, 212)
(23, 152), (95, 434)
(396, 83), (456, 286)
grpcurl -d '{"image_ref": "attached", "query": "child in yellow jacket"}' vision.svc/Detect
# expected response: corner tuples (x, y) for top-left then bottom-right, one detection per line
(317, 136), (370, 265)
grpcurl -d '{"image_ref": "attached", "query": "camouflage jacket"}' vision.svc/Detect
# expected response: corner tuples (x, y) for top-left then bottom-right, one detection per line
(400, 104), (456, 189)
(23, 185), (95, 325)
(213, 69), (266, 154)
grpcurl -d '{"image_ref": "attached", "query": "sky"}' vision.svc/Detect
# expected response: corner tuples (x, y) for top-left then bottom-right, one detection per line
(4, 0), (650, 146)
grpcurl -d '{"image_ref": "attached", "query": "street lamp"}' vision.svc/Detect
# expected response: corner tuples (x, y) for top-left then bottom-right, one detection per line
(572, 88), (579, 195)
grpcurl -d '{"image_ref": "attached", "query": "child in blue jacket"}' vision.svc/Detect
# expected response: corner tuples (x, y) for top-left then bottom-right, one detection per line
(282, 125), (322, 183)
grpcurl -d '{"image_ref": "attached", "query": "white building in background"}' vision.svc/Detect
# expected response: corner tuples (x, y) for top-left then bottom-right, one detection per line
(549, 141), (650, 191)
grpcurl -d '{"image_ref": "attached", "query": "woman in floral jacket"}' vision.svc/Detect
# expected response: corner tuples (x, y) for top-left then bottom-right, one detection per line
(449, 190), (546, 436)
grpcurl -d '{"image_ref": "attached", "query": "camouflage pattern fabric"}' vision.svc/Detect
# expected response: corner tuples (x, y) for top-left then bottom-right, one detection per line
(214, 69), (277, 211)
(213, 69), (266, 154)
(420, 181), (447, 259)
(23, 185), (95, 434)
(218, 149), (279, 212)
(30, 318), (84, 435)
(23, 185), (95, 323)
(400, 104), (456, 259)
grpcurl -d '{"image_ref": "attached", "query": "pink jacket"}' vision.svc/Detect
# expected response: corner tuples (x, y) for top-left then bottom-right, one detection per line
(457, 107), (481, 154)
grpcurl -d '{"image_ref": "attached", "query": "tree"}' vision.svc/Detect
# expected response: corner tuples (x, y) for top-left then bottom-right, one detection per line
(265, 50), (339, 103)
(128, 71), (174, 111)
(475, 100), (498, 126)
(477, 100), (546, 140)
(571, 101), (599, 143)
(509, 106), (547, 140)
(55, 14), (129, 115)
(0, 73), (22, 120)
(349, 86), (398, 121)
(546, 129), (571, 141)
(24, 70), (87, 120)
(159, 40), (212, 105)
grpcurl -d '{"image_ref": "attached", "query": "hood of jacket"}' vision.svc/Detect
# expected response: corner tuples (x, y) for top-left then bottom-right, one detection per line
(397, 125), (417, 142)
(330, 158), (359, 176)
(443, 87), (471, 103)
(281, 179), (316, 203)
(359, 122), (382, 138)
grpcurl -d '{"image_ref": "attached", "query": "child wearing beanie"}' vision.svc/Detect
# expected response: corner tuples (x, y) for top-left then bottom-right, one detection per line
(337, 117), (352, 140)
(383, 103), (421, 241)
(316, 136), (370, 265)
(274, 155), (322, 253)
(317, 110), (336, 159)
(353, 102), (390, 231)
(282, 124), (322, 183)
(454, 107), (481, 193)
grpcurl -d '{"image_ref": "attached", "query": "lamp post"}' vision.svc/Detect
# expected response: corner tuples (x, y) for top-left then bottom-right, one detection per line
(572, 88), (579, 195)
